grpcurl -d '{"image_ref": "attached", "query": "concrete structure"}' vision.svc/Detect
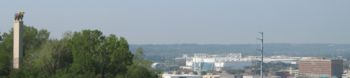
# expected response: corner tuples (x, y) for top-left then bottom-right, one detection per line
(161, 72), (223, 78)
(161, 72), (201, 78)
(342, 69), (350, 78)
(202, 73), (220, 78)
(185, 53), (242, 72)
(243, 75), (259, 78)
(13, 11), (24, 69)
(183, 53), (300, 72)
(298, 58), (343, 78)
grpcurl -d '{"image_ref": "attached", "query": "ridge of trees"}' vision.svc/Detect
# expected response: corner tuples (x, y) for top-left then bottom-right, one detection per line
(0, 26), (157, 78)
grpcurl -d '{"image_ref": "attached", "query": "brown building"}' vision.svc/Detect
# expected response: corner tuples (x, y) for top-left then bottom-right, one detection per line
(298, 58), (343, 78)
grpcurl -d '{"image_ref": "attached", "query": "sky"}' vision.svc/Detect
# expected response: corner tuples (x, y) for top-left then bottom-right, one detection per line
(0, 0), (350, 44)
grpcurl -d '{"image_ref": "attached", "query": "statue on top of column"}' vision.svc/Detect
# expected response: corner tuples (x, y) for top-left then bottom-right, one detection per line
(14, 11), (25, 21)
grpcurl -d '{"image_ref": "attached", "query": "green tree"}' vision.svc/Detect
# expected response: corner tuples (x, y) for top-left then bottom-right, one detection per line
(0, 33), (12, 77)
(27, 40), (73, 78)
(126, 65), (156, 78)
(135, 48), (145, 60)
(0, 32), (2, 41)
(66, 30), (133, 78)
(0, 26), (49, 77)
(130, 47), (158, 78)
(1, 27), (156, 78)
(133, 47), (153, 69)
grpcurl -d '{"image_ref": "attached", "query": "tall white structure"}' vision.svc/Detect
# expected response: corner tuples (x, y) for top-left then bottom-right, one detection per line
(13, 11), (24, 69)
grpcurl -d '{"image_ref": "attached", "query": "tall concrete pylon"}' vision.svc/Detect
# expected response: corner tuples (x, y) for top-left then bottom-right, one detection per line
(13, 11), (24, 69)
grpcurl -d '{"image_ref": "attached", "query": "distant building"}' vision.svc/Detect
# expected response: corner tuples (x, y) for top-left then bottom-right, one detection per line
(342, 69), (350, 78)
(298, 58), (343, 78)
(202, 73), (220, 78)
(161, 72), (201, 78)
(274, 71), (291, 78)
(161, 72), (222, 78)
(184, 53), (301, 72)
(186, 53), (243, 72)
(242, 75), (259, 78)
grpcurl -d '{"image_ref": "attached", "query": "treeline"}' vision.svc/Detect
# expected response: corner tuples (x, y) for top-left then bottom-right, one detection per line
(0, 26), (157, 78)
(131, 44), (350, 58)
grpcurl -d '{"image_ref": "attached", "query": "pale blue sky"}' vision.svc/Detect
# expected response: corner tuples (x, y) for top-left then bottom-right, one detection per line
(0, 0), (349, 44)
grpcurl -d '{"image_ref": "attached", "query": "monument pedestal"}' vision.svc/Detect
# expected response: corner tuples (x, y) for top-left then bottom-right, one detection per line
(13, 12), (24, 69)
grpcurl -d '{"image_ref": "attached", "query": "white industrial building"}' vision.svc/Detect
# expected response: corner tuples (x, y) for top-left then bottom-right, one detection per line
(161, 72), (202, 78)
(182, 53), (301, 72)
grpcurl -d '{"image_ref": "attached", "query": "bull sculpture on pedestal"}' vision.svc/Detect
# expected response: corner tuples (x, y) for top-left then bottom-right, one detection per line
(14, 11), (25, 21)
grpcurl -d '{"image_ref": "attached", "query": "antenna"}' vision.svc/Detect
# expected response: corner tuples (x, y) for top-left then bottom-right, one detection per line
(257, 32), (264, 78)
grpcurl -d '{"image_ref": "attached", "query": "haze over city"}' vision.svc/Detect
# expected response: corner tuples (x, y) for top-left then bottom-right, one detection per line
(1, 0), (350, 44)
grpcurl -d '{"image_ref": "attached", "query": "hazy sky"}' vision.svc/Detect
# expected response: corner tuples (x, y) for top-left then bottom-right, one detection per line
(1, 0), (349, 44)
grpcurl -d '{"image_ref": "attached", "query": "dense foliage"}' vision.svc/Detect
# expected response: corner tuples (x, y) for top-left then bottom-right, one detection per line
(0, 26), (156, 78)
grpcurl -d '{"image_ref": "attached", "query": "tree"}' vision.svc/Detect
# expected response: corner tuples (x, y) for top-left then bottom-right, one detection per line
(0, 27), (156, 78)
(135, 48), (145, 60)
(126, 65), (156, 78)
(133, 47), (153, 69)
(130, 47), (158, 78)
(28, 40), (73, 78)
(66, 30), (134, 77)
(0, 25), (49, 77)
(0, 32), (2, 41)
(0, 32), (13, 77)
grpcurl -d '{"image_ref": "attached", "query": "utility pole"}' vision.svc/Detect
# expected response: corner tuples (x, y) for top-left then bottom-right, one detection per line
(258, 32), (264, 78)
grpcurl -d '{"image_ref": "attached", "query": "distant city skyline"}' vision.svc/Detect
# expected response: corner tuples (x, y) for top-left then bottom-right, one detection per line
(1, 0), (350, 44)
